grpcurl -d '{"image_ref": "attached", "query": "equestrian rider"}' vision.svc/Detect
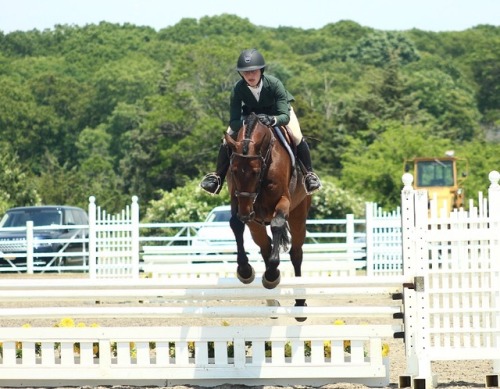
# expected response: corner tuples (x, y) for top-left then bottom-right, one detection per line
(200, 48), (322, 195)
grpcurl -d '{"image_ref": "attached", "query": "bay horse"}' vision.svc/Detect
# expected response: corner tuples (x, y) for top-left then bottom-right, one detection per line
(224, 112), (311, 311)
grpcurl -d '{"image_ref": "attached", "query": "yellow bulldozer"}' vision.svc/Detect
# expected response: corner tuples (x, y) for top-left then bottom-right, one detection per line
(404, 152), (469, 213)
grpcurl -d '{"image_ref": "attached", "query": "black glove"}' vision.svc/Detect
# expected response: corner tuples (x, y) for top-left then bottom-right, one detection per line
(257, 114), (276, 127)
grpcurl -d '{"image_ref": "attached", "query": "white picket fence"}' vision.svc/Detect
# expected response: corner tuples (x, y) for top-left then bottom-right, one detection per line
(365, 203), (402, 276)
(0, 276), (404, 387)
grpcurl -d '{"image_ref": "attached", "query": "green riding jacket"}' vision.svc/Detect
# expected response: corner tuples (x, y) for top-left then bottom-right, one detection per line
(229, 74), (295, 133)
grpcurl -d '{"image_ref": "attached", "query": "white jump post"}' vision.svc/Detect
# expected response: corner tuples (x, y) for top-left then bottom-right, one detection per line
(399, 171), (500, 389)
(399, 173), (434, 388)
(488, 171), (500, 378)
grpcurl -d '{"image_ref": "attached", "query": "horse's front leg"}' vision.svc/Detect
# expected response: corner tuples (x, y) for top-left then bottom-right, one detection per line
(230, 214), (255, 284)
(262, 210), (288, 289)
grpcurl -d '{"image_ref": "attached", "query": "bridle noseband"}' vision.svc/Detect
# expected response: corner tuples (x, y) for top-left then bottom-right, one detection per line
(230, 128), (275, 203)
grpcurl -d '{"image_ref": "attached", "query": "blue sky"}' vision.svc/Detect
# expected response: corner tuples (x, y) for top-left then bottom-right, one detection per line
(1, 0), (498, 33)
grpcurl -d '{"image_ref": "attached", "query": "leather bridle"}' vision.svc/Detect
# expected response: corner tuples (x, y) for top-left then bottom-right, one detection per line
(230, 129), (275, 203)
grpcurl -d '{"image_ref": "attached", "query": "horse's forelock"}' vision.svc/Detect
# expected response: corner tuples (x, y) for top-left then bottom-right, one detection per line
(245, 114), (258, 139)
(243, 114), (259, 155)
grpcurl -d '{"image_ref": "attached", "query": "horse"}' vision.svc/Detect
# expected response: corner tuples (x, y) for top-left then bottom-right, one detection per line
(224, 112), (312, 313)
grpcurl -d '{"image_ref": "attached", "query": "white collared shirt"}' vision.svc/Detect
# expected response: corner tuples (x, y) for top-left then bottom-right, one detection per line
(247, 81), (263, 102)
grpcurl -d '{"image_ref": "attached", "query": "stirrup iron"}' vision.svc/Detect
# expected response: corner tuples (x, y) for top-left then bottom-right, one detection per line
(200, 173), (222, 195)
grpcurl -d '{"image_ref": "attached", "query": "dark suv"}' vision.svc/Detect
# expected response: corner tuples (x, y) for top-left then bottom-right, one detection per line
(0, 205), (89, 269)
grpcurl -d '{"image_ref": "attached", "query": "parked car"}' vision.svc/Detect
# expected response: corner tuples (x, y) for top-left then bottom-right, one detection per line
(0, 205), (89, 268)
(192, 205), (261, 253)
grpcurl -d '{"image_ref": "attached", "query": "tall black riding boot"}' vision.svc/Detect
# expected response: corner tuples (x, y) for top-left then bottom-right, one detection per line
(200, 143), (230, 195)
(296, 140), (322, 195)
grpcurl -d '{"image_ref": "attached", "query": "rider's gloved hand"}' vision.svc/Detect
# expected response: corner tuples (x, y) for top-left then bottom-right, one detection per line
(257, 114), (276, 127)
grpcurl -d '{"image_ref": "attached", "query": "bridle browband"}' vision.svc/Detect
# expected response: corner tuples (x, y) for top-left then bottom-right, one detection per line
(230, 127), (275, 202)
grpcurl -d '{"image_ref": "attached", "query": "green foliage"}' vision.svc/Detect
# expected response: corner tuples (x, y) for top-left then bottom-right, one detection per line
(0, 144), (40, 214)
(341, 121), (453, 209)
(455, 140), (500, 200)
(0, 19), (497, 217)
(142, 178), (230, 223)
(348, 31), (420, 67)
(143, 176), (364, 222)
(309, 178), (365, 219)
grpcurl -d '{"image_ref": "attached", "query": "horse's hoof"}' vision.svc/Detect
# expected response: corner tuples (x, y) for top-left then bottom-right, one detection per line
(262, 271), (281, 289)
(237, 265), (255, 284)
(295, 301), (307, 322)
(266, 299), (280, 319)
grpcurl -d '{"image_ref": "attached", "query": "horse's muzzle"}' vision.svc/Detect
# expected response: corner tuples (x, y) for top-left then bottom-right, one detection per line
(238, 211), (255, 223)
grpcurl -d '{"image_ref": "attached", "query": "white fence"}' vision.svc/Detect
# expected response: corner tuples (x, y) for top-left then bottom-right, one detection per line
(0, 171), (499, 387)
(0, 206), (378, 277)
(0, 276), (404, 387)
(365, 203), (402, 276)
(400, 170), (500, 388)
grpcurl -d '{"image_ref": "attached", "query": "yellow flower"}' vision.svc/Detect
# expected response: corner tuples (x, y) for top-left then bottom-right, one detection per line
(333, 319), (345, 325)
(58, 318), (75, 327)
(221, 320), (230, 326)
(323, 340), (331, 358)
(22, 323), (31, 328)
(77, 322), (86, 327)
(382, 343), (390, 357)
(90, 323), (100, 327)
(188, 341), (195, 356)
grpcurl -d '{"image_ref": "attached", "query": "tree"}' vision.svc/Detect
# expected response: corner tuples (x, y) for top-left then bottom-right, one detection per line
(403, 68), (481, 141)
(0, 22), (497, 216)
(87, 54), (161, 127)
(0, 144), (40, 214)
(341, 121), (453, 210)
(347, 31), (420, 67)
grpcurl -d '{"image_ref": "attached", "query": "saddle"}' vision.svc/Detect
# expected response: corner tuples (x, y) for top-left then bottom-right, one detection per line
(273, 125), (297, 168)
(273, 125), (301, 194)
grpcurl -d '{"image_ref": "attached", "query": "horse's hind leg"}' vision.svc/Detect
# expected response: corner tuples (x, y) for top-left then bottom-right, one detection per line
(288, 201), (310, 321)
(230, 214), (255, 284)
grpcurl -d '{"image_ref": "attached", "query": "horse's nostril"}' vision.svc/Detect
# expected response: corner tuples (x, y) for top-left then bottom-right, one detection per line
(237, 212), (255, 223)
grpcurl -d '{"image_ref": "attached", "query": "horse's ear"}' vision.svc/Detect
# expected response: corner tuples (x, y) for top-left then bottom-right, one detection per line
(224, 133), (237, 151)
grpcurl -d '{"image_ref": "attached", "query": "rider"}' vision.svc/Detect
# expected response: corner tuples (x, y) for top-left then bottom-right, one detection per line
(200, 48), (322, 195)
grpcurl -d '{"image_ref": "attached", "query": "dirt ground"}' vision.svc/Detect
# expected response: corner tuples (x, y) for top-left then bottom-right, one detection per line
(0, 274), (496, 389)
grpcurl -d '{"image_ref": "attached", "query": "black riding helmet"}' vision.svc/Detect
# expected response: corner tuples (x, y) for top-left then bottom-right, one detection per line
(236, 49), (266, 72)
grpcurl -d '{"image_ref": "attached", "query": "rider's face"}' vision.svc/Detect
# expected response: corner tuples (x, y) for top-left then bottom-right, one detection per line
(240, 69), (261, 87)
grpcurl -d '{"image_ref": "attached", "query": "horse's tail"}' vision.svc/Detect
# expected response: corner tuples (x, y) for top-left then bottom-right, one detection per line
(278, 222), (291, 253)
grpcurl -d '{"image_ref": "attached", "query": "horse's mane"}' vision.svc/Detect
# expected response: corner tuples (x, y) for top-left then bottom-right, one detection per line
(243, 114), (259, 155)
